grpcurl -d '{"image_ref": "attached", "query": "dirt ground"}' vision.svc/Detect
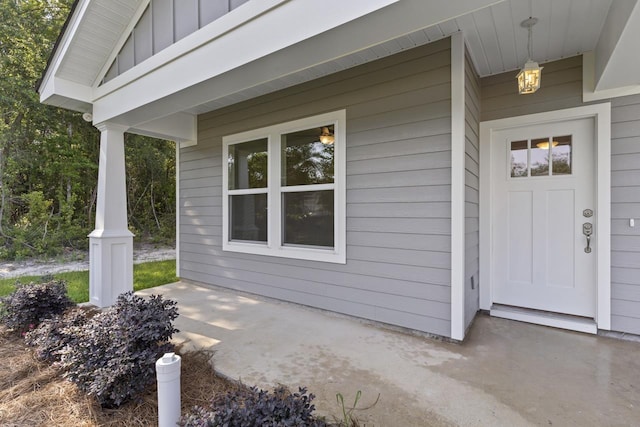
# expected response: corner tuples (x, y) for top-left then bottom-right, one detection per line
(0, 246), (175, 279)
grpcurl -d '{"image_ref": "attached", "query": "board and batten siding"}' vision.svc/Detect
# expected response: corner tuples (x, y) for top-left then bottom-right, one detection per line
(103, 0), (249, 83)
(481, 55), (640, 336)
(611, 94), (640, 335)
(464, 48), (480, 329)
(180, 39), (453, 336)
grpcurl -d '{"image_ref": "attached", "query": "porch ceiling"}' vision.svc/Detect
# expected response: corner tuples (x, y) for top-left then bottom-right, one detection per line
(440, 0), (613, 78)
(182, 0), (617, 116)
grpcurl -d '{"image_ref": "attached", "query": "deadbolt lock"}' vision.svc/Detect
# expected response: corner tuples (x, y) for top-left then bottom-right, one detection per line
(583, 209), (593, 218)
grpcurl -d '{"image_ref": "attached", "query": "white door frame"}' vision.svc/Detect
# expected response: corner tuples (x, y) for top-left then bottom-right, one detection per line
(479, 103), (611, 331)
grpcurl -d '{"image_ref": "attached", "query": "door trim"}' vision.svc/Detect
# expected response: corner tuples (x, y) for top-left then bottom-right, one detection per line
(479, 103), (611, 331)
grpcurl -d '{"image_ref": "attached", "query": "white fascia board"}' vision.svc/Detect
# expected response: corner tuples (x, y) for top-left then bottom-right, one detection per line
(583, 51), (640, 102)
(38, 0), (91, 95)
(594, 0), (640, 91)
(129, 112), (196, 144)
(92, 0), (500, 125)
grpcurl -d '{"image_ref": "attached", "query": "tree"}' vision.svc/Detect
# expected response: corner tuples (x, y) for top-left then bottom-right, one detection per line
(0, 0), (176, 259)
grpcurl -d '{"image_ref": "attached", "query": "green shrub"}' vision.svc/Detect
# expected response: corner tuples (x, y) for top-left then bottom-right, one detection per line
(0, 280), (73, 333)
(58, 292), (179, 408)
(25, 308), (88, 363)
(179, 386), (327, 427)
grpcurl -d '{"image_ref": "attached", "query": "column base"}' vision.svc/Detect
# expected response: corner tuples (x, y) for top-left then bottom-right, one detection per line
(89, 230), (134, 307)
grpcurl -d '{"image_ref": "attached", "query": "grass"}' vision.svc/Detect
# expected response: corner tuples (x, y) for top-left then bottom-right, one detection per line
(0, 260), (177, 303)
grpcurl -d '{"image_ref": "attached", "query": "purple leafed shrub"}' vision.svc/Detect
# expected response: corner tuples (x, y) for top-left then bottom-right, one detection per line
(179, 385), (328, 427)
(0, 280), (73, 333)
(57, 292), (179, 408)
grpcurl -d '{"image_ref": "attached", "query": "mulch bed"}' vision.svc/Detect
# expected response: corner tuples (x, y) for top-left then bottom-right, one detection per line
(0, 328), (238, 426)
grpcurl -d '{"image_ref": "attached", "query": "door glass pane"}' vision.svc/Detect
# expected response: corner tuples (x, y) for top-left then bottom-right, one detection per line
(281, 125), (334, 186)
(510, 140), (528, 177)
(282, 190), (334, 247)
(228, 139), (268, 190)
(551, 135), (572, 175)
(531, 138), (550, 176)
(230, 194), (267, 242)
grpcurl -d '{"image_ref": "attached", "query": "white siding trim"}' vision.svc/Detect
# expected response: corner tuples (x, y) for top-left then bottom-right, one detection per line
(595, 104), (611, 330)
(175, 143), (180, 277)
(450, 32), (466, 341)
(479, 121), (492, 311)
(479, 103), (612, 331)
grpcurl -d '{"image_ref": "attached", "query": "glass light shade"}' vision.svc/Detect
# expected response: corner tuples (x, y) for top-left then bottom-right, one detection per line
(517, 60), (543, 94)
(319, 127), (334, 145)
(535, 140), (559, 149)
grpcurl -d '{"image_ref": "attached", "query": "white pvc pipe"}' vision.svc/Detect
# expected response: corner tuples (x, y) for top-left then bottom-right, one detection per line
(156, 352), (182, 427)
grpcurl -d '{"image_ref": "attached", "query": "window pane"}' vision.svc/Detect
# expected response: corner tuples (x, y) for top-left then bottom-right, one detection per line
(531, 138), (550, 176)
(510, 140), (528, 177)
(228, 139), (268, 189)
(281, 125), (334, 186)
(283, 191), (334, 247)
(230, 194), (267, 242)
(551, 135), (572, 175)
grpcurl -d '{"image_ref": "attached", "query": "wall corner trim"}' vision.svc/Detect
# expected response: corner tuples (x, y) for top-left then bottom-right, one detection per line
(450, 32), (466, 341)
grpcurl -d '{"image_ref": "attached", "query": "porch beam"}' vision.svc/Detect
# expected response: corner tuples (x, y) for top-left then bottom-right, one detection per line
(593, 0), (640, 91)
(88, 122), (134, 307)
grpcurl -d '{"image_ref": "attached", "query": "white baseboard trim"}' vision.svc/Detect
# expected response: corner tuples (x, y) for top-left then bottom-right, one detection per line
(490, 305), (597, 334)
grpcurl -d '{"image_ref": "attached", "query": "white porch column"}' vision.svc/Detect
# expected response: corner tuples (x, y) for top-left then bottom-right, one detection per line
(88, 123), (133, 307)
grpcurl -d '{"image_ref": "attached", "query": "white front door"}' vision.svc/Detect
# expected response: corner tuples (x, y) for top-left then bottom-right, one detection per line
(490, 118), (596, 317)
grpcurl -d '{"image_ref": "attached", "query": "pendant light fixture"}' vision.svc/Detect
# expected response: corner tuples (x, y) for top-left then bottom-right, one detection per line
(517, 17), (543, 94)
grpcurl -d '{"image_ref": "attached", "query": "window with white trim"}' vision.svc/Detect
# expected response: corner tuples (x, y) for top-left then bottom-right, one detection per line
(222, 110), (346, 263)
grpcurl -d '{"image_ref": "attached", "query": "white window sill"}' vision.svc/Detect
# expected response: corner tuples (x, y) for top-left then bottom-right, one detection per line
(223, 241), (346, 264)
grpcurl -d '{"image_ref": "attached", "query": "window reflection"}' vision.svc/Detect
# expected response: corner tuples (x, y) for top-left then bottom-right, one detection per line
(282, 190), (334, 247)
(230, 194), (267, 242)
(530, 138), (550, 176)
(551, 135), (572, 175)
(228, 139), (268, 190)
(510, 140), (528, 178)
(509, 135), (573, 179)
(281, 126), (334, 186)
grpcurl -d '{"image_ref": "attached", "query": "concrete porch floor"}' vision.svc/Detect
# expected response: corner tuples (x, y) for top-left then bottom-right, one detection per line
(138, 281), (640, 426)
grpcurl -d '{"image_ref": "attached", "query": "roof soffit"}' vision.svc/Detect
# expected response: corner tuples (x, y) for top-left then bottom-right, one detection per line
(44, 0), (146, 89)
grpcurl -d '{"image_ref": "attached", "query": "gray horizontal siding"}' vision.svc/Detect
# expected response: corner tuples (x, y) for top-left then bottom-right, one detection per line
(611, 94), (640, 335)
(464, 48), (480, 329)
(180, 39), (453, 336)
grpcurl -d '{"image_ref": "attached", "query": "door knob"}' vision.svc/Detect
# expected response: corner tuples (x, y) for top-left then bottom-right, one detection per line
(583, 222), (593, 253)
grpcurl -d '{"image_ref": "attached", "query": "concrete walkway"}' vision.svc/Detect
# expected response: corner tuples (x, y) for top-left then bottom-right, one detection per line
(139, 281), (640, 426)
